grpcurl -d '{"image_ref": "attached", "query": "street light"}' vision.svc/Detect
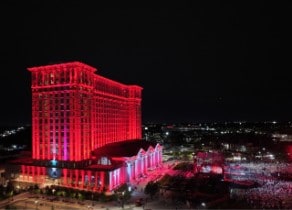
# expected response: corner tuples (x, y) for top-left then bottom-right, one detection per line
(34, 200), (39, 210)
(91, 185), (94, 206)
(121, 191), (125, 209)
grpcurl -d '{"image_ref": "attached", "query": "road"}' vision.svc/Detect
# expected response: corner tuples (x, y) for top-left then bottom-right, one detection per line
(0, 191), (30, 209)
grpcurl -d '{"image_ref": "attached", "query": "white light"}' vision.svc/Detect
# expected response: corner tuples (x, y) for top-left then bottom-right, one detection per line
(201, 202), (206, 207)
(165, 132), (169, 136)
(145, 127), (148, 130)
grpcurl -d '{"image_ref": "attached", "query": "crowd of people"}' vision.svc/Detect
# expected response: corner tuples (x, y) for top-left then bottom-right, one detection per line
(229, 162), (292, 209)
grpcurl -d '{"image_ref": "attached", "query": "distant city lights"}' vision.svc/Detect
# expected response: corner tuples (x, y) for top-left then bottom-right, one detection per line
(0, 126), (25, 138)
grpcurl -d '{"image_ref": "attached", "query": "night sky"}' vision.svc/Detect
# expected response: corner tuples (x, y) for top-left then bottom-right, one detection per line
(1, 1), (292, 124)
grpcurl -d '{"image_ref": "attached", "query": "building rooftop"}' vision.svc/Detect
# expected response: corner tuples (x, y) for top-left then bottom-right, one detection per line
(10, 140), (160, 171)
(27, 61), (97, 73)
(92, 140), (158, 158)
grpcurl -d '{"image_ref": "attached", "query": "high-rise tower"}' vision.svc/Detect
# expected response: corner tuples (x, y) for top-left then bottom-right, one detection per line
(13, 61), (162, 192)
(28, 62), (142, 162)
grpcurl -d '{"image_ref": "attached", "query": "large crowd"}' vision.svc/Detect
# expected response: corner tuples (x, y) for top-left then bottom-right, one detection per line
(229, 162), (292, 209)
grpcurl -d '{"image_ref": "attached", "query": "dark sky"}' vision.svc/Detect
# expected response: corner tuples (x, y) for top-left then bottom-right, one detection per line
(1, 1), (292, 124)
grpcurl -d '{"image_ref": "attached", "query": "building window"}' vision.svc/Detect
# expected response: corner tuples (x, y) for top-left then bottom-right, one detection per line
(97, 157), (111, 165)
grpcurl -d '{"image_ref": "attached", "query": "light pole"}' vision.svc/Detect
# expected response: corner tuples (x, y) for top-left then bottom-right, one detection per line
(91, 185), (94, 206)
(122, 191), (125, 209)
(34, 200), (39, 210)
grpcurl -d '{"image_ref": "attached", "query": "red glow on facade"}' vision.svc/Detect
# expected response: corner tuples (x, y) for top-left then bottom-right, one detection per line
(28, 61), (142, 161)
(15, 61), (163, 192)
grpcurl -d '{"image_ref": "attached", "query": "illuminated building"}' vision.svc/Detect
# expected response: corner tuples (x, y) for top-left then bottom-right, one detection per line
(194, 151), (224, 174)
(13, 61), (162, 191)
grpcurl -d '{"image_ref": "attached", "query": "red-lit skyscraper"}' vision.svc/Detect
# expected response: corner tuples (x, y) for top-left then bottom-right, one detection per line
(28, 61), (142, 161)
(14, 61), (162, 192)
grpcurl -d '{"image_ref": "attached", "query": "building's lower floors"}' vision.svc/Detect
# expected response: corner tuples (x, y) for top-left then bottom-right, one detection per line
(13, 142), (163, 192)
(16, 166), (111, 191)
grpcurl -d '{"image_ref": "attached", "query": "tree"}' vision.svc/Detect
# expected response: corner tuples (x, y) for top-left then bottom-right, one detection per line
(5, 181), (14, 198)
(77, 192), (84, 200)
(144, 181), (159, 199)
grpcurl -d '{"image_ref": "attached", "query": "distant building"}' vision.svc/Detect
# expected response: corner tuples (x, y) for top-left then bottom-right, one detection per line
(12, 61), (162, 191)
(272, 133), (292, 142)
(194, 151), (224, 174)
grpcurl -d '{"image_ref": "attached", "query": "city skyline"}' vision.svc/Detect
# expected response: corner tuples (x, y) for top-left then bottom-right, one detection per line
(1, 1), (292, 124)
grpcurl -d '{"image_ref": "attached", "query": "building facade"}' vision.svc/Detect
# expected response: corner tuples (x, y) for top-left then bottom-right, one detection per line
(29, 61), (142, 162)
(14, 61), (162, 191)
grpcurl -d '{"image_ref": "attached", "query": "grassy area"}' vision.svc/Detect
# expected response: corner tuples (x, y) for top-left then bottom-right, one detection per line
(158, 173), (228, 195)
(173, 162), (193, 171)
